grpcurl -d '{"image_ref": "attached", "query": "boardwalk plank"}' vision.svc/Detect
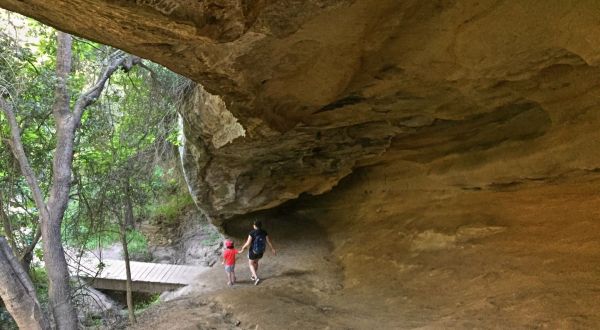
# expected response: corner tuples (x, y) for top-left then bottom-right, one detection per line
(175, 265), (190, 281)
(134, 263), (152, 281)
(162, 265), (181, 283)
(107, 261), (124, 279)
(157, 264), (175, 283)
(71, 259), (205, 293)
(111, 261), (128, 279)
(152, 264), (172, 283)
(123, 262), (138, 281)
(121, 261), (139, 281)
(74, 258), (99, 277)
(146, 264), (167, 282)
(140, 264), (163, 282)
(134, 262), (155, 281)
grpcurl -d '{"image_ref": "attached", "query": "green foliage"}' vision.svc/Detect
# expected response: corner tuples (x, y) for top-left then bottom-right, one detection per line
(73, 224), (121, 251)
(125, 229), (150, 259)
(148, 193), (194, 225)
(1, 8), (186, 282)
(202, 229), (222, 246)
(30, 267), (50, 304)
(66, 223), (149, 259)
(0, 310), (17, 330)
(134, 293), (161, 315)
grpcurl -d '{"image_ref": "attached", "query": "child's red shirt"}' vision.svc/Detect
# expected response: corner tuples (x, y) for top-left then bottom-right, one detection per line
(223, 248), (238, 266)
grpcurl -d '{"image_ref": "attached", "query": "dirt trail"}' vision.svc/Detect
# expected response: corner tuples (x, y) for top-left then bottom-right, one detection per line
(130, 213), (354, 329)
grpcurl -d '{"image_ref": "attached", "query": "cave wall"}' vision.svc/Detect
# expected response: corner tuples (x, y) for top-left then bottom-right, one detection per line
(282, 159), (600, 328)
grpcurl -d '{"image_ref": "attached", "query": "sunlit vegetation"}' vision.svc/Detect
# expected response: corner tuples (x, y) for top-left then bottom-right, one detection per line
(0, 10), (191, 328)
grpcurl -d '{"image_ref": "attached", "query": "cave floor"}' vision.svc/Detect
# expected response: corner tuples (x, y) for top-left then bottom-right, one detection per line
(130, 170), (600, 329)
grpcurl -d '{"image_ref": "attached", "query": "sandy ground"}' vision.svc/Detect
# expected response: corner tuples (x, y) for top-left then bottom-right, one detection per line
(130, 213), (351, 329)
(130, 165), (600, 329)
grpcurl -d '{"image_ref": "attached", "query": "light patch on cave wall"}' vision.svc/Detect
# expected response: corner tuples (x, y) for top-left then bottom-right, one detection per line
(193, 85), (246, 148)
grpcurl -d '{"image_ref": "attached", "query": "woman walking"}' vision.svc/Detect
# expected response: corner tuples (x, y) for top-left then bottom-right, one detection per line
(239, 220), (276, 285)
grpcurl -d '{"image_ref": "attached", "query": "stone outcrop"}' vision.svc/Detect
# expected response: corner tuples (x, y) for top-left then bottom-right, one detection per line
(3, 0), (600, 223)
(179, 83), (397, 222)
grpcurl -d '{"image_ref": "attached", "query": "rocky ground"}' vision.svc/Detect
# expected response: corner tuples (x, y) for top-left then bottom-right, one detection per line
(128, 166), (600, 329)
(131, 212), (348, 330)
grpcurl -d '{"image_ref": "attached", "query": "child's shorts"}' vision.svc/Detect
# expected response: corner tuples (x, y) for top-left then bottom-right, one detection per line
(225, 265), (235, 273)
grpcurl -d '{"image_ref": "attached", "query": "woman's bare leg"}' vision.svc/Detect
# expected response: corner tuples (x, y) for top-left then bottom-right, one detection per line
(248, 259), (259, 279)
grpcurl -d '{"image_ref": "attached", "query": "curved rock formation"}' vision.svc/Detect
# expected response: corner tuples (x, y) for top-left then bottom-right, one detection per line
(3, 1), (600, 222)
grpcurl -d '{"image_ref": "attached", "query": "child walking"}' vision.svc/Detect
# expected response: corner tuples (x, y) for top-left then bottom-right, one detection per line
(222, 239), (239, 286)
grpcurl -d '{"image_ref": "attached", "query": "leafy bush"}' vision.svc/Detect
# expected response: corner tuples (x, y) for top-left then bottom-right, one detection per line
(126, 229), (148, 254)
(81, 225), (121, 251)
(148, 193), (194, 225)
(125, 229), (151, 261)
(30, 267), (50, 304)
(65, 222), (151, 261)
(0, 309), (17, 330)
(134, 293), (161, 315)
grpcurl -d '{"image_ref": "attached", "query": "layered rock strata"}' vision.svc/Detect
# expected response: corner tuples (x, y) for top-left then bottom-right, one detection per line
(2, 0), (600, 223)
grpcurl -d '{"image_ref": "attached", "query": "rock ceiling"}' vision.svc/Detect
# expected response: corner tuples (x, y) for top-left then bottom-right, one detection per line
(2, 0), (600, 223)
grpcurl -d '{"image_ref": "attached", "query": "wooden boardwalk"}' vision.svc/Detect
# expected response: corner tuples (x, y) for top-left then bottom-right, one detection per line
(69, 258), (206, 293)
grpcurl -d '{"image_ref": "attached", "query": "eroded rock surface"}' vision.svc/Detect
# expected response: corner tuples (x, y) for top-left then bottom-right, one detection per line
(3, 0), (600, 221)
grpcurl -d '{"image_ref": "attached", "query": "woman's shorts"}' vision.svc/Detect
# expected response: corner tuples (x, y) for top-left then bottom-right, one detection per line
(225, 265), (235, 273)
(248, 250), (263, 260)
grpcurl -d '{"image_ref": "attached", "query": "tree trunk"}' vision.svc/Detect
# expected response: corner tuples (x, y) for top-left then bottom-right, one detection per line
(123, 179), (135, 229)
(41, 212), (78, 329)
(39, 31), (80, 330)
(0, 237), (51, 330)
(1, 30), (140, 330)
(119, 218), (136, 324)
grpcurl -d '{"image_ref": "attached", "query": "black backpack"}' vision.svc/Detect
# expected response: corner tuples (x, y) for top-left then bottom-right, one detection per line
(252, 232), (267, 254)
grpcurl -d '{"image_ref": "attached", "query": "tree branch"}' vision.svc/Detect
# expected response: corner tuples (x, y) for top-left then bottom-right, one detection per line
(52, 32), (72, 118)
(19, 225), (41, 262)
(72, 52), (141, 125)
(0, 192), (19, 254)
(0, 97), (49, 219)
